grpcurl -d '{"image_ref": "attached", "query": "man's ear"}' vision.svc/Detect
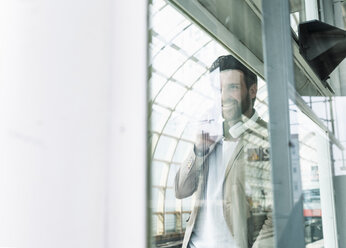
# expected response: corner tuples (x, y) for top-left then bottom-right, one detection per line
(249, 83), (257, 99)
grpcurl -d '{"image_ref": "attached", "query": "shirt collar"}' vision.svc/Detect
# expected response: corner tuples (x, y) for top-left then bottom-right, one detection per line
(228, 111), (259, 139)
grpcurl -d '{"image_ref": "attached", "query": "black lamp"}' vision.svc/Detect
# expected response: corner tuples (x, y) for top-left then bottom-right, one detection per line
(298, 20), (346, 93)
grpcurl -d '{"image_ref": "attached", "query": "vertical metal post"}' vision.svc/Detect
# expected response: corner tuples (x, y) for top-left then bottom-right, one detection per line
(321, 1), (346, 246)
(333, 1), (346, 95)
(261, 1), (305, 247)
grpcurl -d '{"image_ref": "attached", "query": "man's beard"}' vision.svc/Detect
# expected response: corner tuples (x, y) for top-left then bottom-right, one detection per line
(222, 93), (251, 123)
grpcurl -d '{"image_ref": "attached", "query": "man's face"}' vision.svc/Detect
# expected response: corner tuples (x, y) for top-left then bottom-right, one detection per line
(220, 69), (253, 122)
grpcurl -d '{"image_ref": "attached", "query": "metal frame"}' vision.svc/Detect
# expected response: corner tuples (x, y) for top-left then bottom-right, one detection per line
(261, 0), (305, 247)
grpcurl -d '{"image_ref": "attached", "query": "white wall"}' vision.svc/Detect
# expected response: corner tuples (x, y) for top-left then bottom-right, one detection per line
(0, 0), (147, 247)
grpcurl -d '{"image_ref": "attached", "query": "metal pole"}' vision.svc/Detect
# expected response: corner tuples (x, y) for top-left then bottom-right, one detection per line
(261, 1), (305, 247)
(322, 1), (346, 246)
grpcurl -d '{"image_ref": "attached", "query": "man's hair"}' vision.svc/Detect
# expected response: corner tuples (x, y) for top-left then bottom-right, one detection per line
(209, 55), (257, 89)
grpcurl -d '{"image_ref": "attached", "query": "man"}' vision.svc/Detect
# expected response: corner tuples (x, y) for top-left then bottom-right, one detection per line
(175, 55), (273, 248)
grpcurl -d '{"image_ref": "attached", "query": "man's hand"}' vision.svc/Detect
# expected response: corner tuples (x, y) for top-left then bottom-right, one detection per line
(194, 132), (217, 156)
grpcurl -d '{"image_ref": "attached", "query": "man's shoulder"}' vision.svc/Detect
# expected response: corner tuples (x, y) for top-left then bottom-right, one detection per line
(243, 116), (268, 141)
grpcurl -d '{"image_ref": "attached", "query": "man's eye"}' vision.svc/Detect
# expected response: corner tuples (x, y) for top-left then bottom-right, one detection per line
(230, 85), (240, 90)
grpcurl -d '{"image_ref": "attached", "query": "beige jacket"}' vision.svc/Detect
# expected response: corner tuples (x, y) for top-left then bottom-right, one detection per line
(175, 118), (274, 248)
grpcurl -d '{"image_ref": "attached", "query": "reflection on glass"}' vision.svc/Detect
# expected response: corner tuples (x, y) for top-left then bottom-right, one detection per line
(148, 1), (346, 247)
(289, 100), (337, 247)
(333, 97), (346, 176)
(149, 1), (273, 247)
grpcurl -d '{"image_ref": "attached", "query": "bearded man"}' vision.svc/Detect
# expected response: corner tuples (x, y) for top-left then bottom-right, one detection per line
(175, 55), (274, 248)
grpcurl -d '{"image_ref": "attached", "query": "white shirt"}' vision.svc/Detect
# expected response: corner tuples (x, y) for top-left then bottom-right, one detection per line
(189, 140), (238, 248)
(189, 112), (259, 248)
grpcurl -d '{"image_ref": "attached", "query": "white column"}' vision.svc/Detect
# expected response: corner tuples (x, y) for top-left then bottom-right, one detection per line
(108, 0), (148, 248)
(0, 0), (147, 248)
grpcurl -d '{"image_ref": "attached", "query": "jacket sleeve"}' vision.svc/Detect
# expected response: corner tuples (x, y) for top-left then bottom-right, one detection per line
(175, 149), (204, 199)
(175, 138), (220, 199)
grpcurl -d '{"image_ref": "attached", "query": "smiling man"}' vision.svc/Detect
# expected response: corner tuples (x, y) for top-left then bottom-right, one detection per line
(175, 55), (273, 248)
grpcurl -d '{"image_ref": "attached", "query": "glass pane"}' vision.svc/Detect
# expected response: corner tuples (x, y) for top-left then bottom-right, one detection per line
(152, 46), (186, 76)
(151, 104), (170, 133)
(173, 60), (207, 87)
(171, 25), (211, 56)
(152, 161), (165, 186)
(167, 164), (179, 187)
(153, 135), (177, 161)
(151, 187), (160, 213)
(152, 214), (158, 235)
(172, 141), (193, 163)
(149, 1), (274, 246)
(165, 188), (176, 212)
(288, 101), (336, 247)
(165, 214), (176, 233)
(151, 4), (188, 42)
(149, 0), (346, 247)
(285, 1), (346, 247)
(155, 81), (186, 108)
(150, 72), (167, 101)
(162, 113), (186, 137)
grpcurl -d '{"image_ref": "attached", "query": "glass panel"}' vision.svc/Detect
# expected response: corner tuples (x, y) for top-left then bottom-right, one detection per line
(286, 2), (346, 246)
(150, 72), (167, 101)
(155, 81), (186, 108)
(153, 135), (177, 161)
(151, 3), (189, 42)
(194, 41), (231, 66)
(152, 46), (186, 76)
(173, 60), (207, 87)
(149, 1), (274, 247)
(286, 3), (346, 246)
(150, 35), (166, 59)
(162, 113), (186, 137)
(167, 164), (179, 187)
(152, 187), (160, 213)
(149, 1), (346, 247)
(171, 25), (211, 56)
(151, 104), (170, 133)
(172, 141), (193, 163)
(165, 214), (176, 233)
(175, 90), (214, 120)
(165, 188), (176, 212)
(152, 161), (165, 186)
(289, 103), (327, 246)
